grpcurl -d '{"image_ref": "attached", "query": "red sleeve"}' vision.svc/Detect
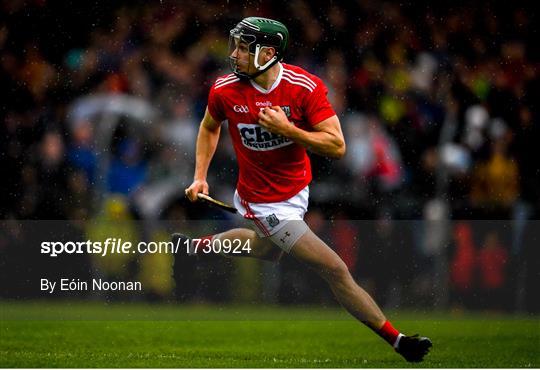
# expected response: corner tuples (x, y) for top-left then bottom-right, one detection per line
(207, 84), (226, 123)
(303, 77), (336, 127)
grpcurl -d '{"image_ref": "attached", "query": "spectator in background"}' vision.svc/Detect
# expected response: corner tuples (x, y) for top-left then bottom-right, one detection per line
(450, 222), (476, 310)
(65, 170), (91, 220)
(34, 131), (69, 219)
(107, 139), (148, 195)
(470, 136), (519, 217)
(343, 114), (403, 213)
(477, 231), (508, 311)
(86, 196), (139, 299)
(67, 119), (97, 184)
(330, 215), (359, 275)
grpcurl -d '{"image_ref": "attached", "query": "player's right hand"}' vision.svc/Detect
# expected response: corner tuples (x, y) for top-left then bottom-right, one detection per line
(185, 180), (209, 202)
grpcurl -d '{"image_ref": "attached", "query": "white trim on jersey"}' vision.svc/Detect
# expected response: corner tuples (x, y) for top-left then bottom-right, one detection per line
(282, 68), (317, 89)
(215, 77), (240, 89)
(216, 74), (235, 83)
(249, 63), (284, 94)
(282, 72), (317, 92)
(282, 72), (317, 90)
(215, 74), (238, 85)
(282, 76), (314, 92)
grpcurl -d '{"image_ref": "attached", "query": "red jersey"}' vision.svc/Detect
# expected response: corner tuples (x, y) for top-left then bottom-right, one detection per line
(207, 63), (336, 203)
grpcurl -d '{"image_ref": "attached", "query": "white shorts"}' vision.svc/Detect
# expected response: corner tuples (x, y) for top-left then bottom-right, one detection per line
(234, 186), (310, 252)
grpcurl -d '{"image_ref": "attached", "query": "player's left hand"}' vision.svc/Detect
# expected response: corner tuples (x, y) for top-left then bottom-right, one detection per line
(258, 106), (292, 136)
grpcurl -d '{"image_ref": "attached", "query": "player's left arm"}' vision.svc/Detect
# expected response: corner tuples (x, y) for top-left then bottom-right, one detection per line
(258, 107), (346, 159)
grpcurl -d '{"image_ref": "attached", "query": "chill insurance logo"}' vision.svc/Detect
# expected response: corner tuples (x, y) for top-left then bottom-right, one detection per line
(237, 123), (293, 151)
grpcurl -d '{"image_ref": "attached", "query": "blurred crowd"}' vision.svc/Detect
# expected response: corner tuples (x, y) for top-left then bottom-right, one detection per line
(1, 0), (538, 311)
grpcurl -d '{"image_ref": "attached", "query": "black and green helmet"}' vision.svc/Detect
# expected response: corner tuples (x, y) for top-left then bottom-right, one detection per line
(229, 17), (289, 79)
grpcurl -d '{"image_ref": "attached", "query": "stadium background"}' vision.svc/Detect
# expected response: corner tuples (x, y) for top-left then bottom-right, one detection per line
(0, 0), (539, 315)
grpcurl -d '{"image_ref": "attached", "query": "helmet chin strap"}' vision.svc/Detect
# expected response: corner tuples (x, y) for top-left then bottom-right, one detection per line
(231, 45), (279, 80)
(253, 44), (278, 71)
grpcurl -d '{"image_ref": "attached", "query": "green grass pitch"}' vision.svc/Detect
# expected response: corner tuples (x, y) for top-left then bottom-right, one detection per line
(1, 301), (538, 368)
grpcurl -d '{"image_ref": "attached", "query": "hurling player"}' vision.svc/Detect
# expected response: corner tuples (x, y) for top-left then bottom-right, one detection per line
(176, 17), (431, 362)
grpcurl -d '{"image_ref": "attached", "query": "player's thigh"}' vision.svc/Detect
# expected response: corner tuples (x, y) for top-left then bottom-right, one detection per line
(289, 228), (348, 280)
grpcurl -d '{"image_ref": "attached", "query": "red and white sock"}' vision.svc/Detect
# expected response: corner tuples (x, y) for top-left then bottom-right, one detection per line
(377, 320), (404, 349)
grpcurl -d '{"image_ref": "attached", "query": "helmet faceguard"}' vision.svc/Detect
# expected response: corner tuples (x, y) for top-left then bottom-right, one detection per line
(228, 17), (289, 79)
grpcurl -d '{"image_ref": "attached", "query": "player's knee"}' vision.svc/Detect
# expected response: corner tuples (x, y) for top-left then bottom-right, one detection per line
(243, 229), (258, 242)
(321, 258), (350, 283)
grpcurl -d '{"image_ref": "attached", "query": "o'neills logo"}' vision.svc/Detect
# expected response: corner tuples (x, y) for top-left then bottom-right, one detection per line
(237, 123), (293, 151)
(255, 101), (272, 107)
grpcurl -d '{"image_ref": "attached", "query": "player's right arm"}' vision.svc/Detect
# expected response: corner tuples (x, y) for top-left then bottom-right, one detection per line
(185, 107), (221, 202)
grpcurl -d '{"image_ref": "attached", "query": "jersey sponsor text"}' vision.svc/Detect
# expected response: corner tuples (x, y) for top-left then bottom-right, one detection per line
(238, 123), (293, 151)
